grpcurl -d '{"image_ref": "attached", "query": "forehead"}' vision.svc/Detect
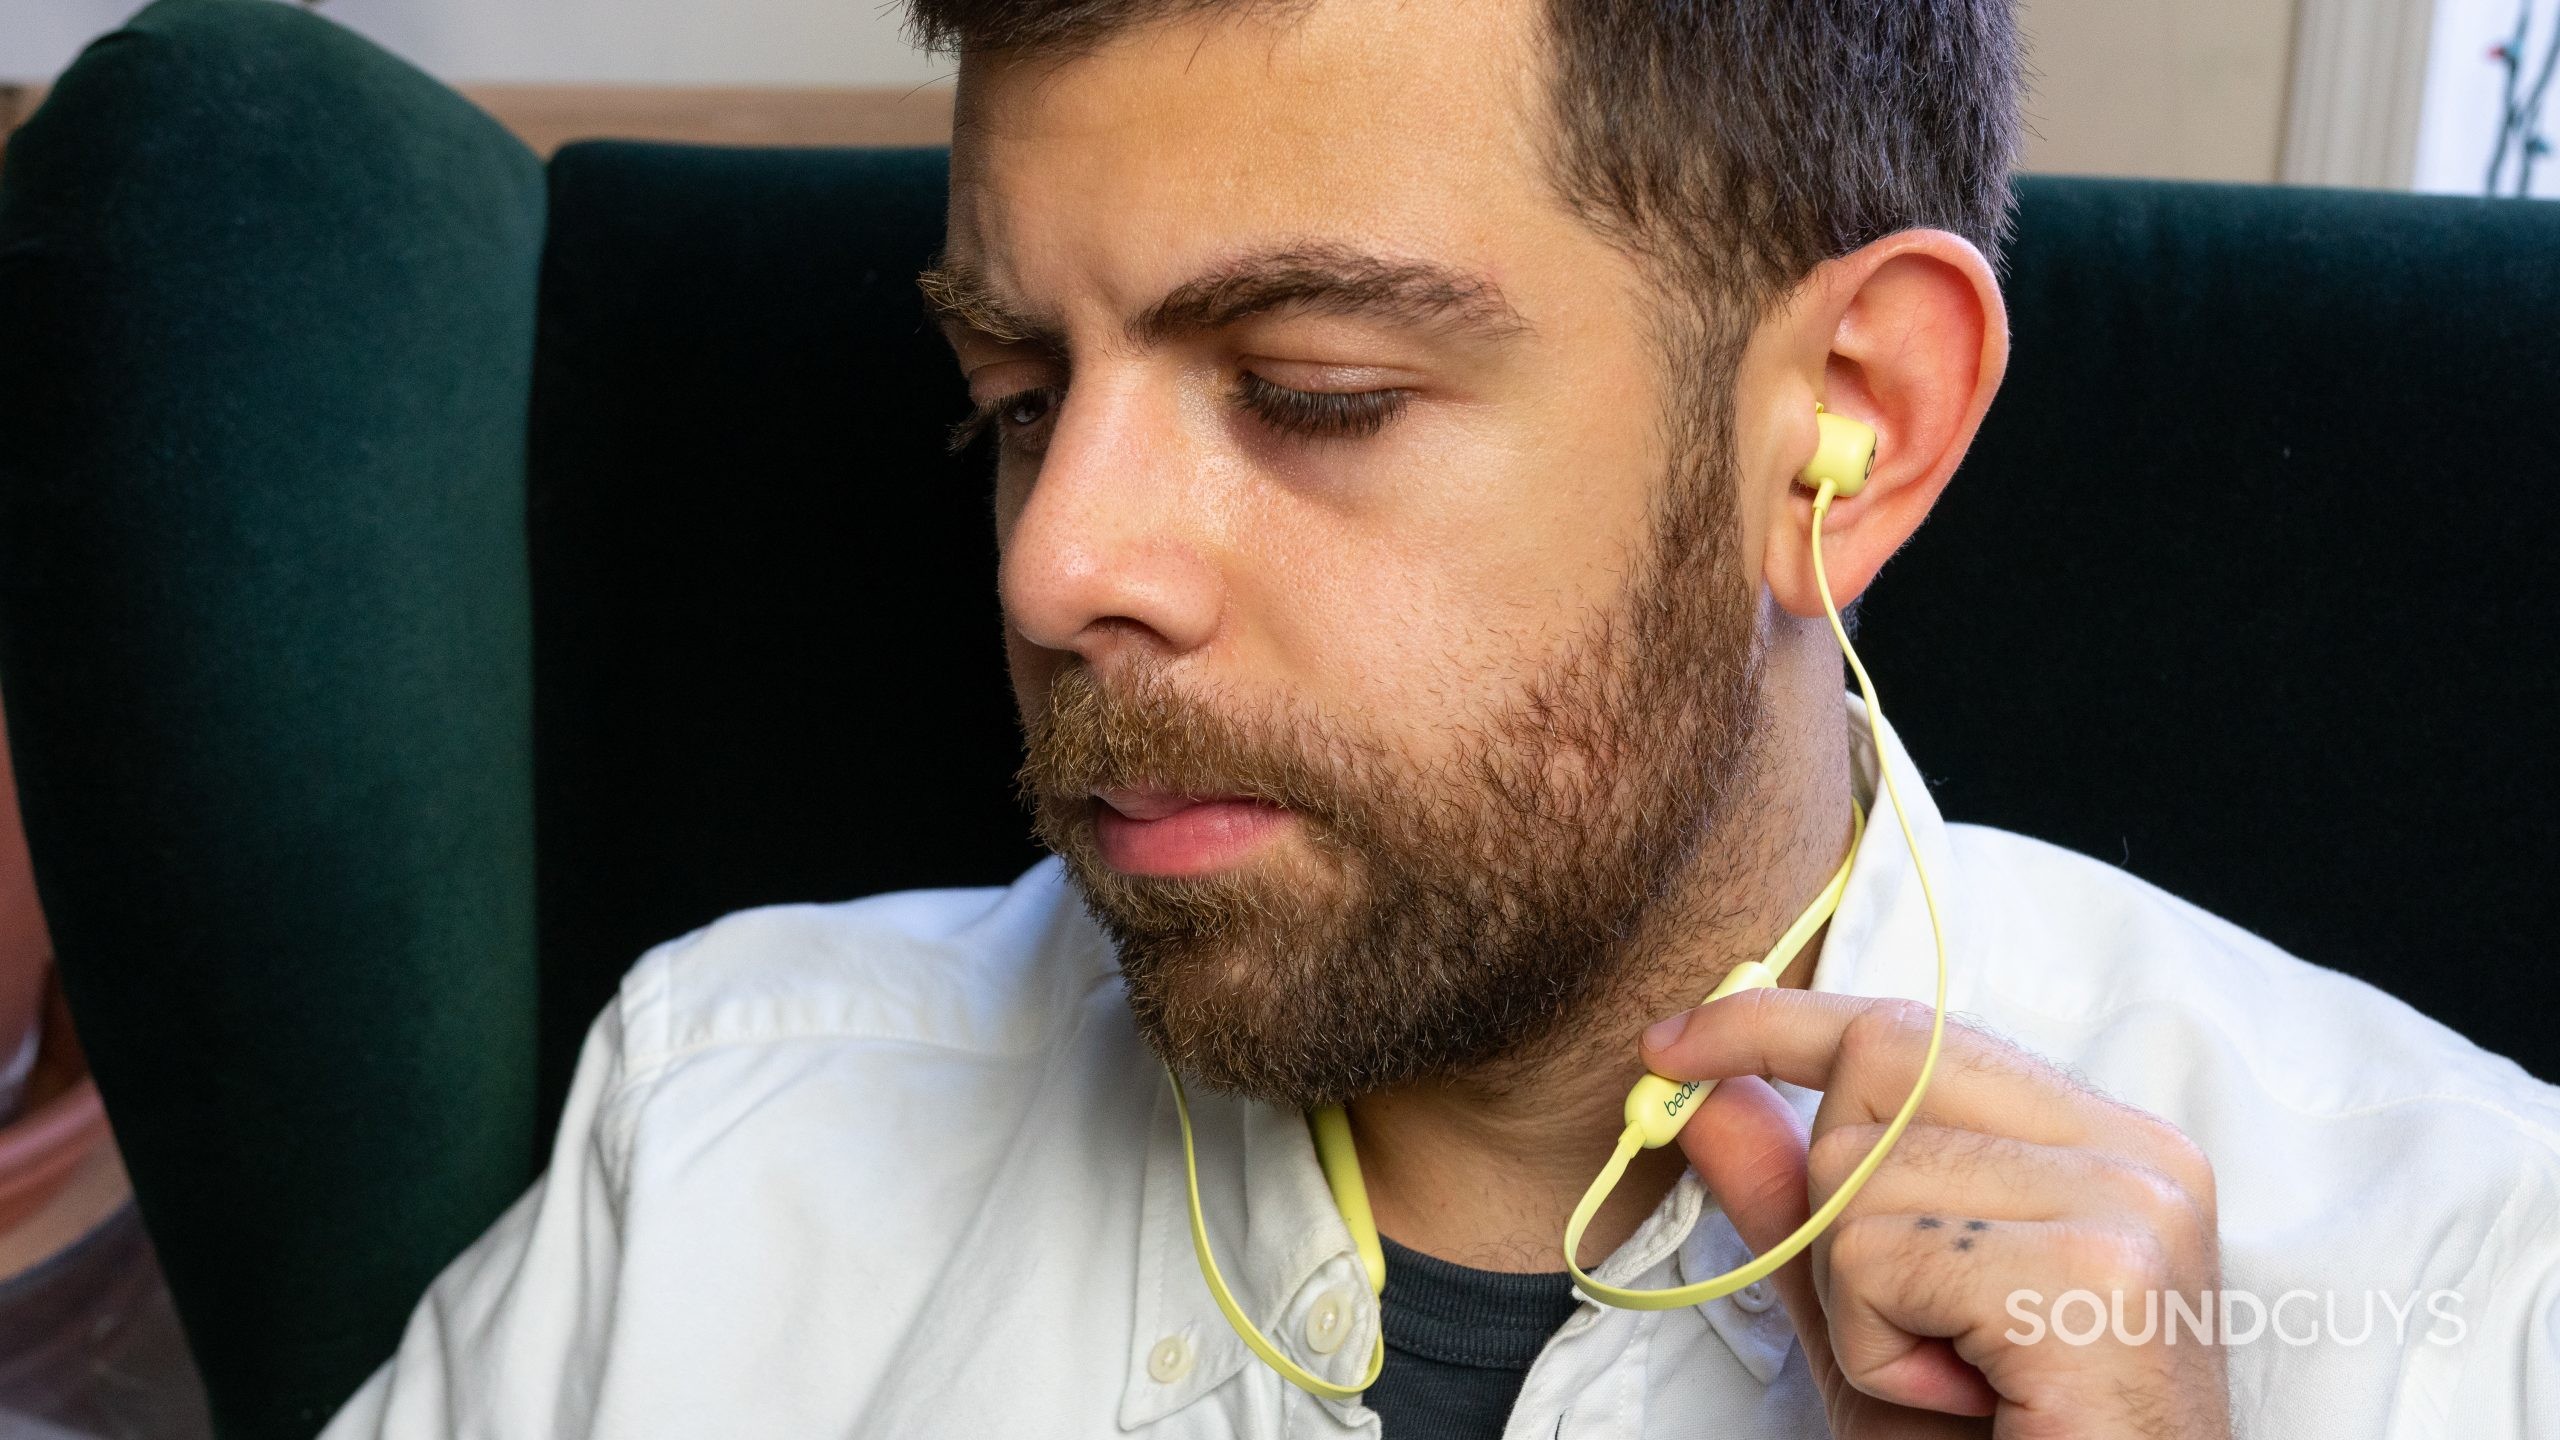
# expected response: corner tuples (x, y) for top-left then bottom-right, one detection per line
(942, 0), (1567, 332)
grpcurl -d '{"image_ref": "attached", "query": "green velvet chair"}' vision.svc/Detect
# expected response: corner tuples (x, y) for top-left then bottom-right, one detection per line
(1, 1), (2553, 1436)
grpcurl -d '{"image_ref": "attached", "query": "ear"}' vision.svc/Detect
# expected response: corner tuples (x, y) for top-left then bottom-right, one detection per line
(1759, 230), (2009, 621)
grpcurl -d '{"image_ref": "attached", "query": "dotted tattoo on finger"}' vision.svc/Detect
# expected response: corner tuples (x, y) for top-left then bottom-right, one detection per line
(1912, 1215), (1992, 1250)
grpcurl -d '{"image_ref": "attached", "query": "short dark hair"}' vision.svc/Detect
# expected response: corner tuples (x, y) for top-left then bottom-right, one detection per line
(905, 0), (2022, 330)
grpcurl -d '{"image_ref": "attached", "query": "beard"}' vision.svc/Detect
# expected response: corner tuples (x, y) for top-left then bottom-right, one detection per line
(1017, 424), (1767, 1109)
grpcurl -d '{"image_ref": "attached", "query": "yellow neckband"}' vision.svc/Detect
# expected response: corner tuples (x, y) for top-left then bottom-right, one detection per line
(1164, 467), (1951, 1398)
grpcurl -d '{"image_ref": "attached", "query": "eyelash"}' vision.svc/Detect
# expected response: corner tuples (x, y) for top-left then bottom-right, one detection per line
(945, 390), (1051, 456)
(1232, 372), (1410, 440)
(945, 373), (1411, 456)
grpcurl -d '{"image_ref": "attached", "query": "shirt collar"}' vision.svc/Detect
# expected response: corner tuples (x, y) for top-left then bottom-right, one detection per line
(1121, 693), (1966, 1422)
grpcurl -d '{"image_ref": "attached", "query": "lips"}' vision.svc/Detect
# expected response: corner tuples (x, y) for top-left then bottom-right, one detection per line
(1092, 788), (1290, 876)
(1093, 788), (1211, 822)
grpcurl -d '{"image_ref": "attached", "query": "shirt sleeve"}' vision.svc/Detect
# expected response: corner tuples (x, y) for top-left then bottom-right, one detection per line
(2505, 1224), (2560, 1440)
(2435, 1163), (2560, 1439)
(316, 987), (648, 1440)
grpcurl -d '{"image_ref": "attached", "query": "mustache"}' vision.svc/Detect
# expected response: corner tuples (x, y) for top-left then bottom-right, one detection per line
(1015, 662), (1363, 829)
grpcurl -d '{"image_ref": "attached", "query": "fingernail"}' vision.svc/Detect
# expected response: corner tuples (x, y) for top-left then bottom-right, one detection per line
(1643, 1009), (1691, 1051)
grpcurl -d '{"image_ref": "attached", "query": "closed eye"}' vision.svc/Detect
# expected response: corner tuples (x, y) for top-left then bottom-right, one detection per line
(944, 372), (1412, 458)
(1233, 371), (1409, 440)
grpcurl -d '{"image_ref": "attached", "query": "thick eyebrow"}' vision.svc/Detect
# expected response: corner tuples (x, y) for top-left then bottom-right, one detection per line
(916, 242), (1532, 354)
(917, 254), (1067, 351)
(1132, 245), (1532, 347)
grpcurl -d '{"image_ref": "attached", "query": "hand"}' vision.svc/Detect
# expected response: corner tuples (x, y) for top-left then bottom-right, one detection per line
(1639, 989), (2230, 1440)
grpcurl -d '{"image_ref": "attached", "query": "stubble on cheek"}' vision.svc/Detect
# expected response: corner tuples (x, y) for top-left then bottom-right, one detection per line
(1009, 412), (1764, 1107)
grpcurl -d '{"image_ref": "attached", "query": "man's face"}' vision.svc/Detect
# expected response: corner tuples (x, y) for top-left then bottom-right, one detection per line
(934, 0), (1781, 1106)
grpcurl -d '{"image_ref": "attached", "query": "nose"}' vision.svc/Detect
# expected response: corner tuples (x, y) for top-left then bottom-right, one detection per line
(998, 373), (1225, 665)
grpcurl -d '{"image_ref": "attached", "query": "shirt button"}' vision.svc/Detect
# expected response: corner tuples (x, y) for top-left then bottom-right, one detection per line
(1304, 1289), (1355, 1355)
(1734, 1279), (1778, 1314)
(1147, 1334), (1195, 1384)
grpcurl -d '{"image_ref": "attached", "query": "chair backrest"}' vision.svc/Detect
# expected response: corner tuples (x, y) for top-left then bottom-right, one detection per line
(525, 142), (1042, 1131)
(0, 4), (544, 1437)
(1861, 180), (2560, 1081)
(2, 4), (2554, 1437)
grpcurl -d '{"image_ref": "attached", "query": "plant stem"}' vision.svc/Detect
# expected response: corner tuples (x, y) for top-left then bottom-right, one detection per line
(2490, 0), (2530, 193)
(2518, 0), (2560, 193)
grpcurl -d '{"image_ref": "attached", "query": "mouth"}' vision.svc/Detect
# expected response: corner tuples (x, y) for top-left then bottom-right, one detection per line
(1090, 787), (1292, 878)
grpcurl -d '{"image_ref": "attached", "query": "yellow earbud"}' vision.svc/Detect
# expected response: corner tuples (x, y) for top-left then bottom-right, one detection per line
(1800, 403), (1878, 497)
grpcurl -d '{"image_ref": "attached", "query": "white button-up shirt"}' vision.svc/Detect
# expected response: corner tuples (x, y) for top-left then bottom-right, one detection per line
(320, 698), (2560, 1439)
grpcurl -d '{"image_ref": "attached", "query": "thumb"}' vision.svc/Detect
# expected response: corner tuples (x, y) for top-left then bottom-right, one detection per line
(1676, 1074), (1829, 1350)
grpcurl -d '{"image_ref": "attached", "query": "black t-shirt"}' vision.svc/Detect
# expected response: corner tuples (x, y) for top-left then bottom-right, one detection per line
(1364, 1234), (1584, 1438)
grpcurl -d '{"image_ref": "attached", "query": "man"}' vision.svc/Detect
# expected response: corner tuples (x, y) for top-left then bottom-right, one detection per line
(322, 0), (2560, 1436)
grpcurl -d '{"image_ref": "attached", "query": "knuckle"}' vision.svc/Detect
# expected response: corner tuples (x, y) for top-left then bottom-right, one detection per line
(1825, 1213), (1900, 1277)
(2104, 1159), (2211, 1260)
(1834, 1338), (1913, 1401)
(2107, 1105), (2218, 1215)
(2150, 1123), (2219, 1214)
(1732, 982), (1783, 1033)
(1807, 1124), (1880, 1191)
(1698, 983), (1773, 1051)
(1843, 999), (1930, 1064)
(2112, 1157), (2190, 1221)
(2065, 1223), (2173, 1294)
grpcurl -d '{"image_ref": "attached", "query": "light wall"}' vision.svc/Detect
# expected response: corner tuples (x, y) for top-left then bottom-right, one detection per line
(0, 0), (952, 87)
(2015, 0), (2305, 181)
(8, 0), (2309, 183)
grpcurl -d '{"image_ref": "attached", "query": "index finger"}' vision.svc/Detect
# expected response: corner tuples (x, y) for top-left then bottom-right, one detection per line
(1640, 986), (2092, 1146)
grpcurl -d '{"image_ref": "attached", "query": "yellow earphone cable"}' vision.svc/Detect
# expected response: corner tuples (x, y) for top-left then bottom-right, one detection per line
(1166, 1063), (1385, 1400)
(1560, 474), (1951, 1309)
